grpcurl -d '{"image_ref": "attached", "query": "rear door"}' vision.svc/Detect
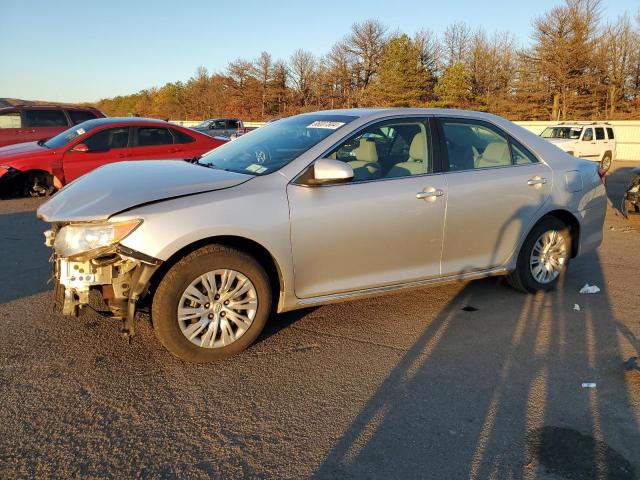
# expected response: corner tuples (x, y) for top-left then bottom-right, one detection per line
(437, 117), (552, 274)
(22, 109), (70, 143)
(131, 126), (179, 160)
(61, 126), (131, 182)
(0, 109), (22, 147)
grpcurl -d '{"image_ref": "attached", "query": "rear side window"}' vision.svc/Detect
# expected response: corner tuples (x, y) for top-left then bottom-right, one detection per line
(170, 128), (195, 144)
(67, 110), (97, 125)
(607, 128), (615, 140)
(441, 120), (511, 171)
(0, 111), (21, 128)
(24, 109), (68, 127)
(595, 128), (605, 140)
(84, 127), (130, 151)
(227, 119), (239, 129)
(137, 127), (173, 146)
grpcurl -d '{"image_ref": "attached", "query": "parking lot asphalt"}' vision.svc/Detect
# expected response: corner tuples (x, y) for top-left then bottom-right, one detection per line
(0, 163), (639, 479)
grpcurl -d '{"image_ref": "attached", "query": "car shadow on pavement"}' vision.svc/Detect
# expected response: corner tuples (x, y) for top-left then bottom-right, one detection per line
(0, 210), (50, 304)
(312, 251), (639, 479)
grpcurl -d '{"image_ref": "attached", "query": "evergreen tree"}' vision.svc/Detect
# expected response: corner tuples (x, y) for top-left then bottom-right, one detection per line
(368, 34), (430, 107)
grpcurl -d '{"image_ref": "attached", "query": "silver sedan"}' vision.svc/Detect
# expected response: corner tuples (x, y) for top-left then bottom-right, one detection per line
(38, 109), (607, 362)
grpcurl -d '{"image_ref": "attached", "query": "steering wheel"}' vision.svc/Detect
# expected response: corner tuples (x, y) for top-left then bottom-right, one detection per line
(253, 144), (271, 164)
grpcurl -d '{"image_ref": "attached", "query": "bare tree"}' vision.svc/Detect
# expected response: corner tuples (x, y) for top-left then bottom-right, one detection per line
(345, 19), (388, 93)
(253, 51), (273, 118)
(443, 22), (472, 67)
(289, 49), (316, 107)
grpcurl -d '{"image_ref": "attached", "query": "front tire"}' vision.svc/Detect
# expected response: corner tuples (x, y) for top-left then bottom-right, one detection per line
(600, 153), (612, 172)
(507, 217), (571, 293)
(151, 244), (272, 362)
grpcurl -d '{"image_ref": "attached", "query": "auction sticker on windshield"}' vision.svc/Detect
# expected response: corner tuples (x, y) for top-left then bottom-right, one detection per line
(307, 121), (345, 129)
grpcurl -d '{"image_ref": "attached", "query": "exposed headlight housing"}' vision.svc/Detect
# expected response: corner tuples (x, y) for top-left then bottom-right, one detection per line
(53, 220), (142, 258)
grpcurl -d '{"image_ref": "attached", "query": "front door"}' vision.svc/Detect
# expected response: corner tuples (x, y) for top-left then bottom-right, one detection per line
(437, 118), (552, 274)
(576, 127), (599, 159)
(287, 117), (447, 299)
(62, 126), (131, 182)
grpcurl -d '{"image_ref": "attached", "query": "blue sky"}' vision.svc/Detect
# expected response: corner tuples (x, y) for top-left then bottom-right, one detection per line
(0, 0), (635, 103)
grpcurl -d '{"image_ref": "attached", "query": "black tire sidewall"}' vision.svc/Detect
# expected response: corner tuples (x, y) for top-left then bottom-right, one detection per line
(514, 217), (571, 293)
(152, 246), (271, 362)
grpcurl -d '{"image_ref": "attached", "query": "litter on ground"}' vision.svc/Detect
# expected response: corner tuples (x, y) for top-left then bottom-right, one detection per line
(573, 304), (581, 311)
(579, 284), (601, 294)
(581, 383), (596, 388)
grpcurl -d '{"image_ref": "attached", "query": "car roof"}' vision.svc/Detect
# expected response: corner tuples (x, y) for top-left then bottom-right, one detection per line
(78, 117), (174, 127)
(0, 104), (100, 112)
(308, 107), (511, 122)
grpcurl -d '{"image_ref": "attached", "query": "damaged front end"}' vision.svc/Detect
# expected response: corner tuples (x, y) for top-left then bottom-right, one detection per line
(622, 168), (640, 217)
(45, 221), (161, 339)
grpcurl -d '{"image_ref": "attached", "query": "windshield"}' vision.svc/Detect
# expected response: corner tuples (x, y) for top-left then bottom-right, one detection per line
(44, 119), (102, 148)
(198, 114), (357, 175)
(541, 126), (582, 140)
(194, 120), (212, 129)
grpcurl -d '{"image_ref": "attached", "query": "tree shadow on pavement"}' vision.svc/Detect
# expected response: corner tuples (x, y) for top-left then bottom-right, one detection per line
(312, 249), (639, 479)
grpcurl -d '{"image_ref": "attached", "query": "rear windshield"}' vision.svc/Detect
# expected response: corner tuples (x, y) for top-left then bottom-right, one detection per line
(540, 127), (582, 139)
(43, 119), (104, 148)
(198, 114), (357, 175)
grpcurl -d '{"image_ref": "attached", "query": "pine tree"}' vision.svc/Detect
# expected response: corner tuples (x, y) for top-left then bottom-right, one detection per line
(368, 34), (430, 107)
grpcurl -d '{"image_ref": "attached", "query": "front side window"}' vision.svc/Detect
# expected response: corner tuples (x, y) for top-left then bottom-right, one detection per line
(198, 114), (356, 176)
(84, 127), (130, 151)
(325, 118), (431, 181)
(212, 120), (226, 130)
(68, 110), (97, 125)
(541, 127), (582, 139)
(227, 120), (239, 129)
(582, 128), (593, 141)
(0, 111), (21, 128)
(24, 109), (68, 127)
(137, 127), (173, 146)
(442, 121), (511, 171)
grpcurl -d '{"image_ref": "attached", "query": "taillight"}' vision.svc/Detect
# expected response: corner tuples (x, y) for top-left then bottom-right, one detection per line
(597, 167), (606, 185)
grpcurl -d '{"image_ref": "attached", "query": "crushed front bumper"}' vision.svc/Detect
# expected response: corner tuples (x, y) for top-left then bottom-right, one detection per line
(49, 236), (161, 338)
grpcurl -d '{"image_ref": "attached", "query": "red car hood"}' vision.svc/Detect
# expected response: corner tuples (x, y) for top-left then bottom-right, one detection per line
(0, 141), (56, 163)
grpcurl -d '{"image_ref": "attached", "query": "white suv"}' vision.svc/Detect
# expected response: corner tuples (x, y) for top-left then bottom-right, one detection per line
(540, 122), (616, 171)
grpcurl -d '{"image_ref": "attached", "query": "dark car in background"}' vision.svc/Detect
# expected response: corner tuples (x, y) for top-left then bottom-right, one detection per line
(192, 118), (247, 138)
(0, 104), (106, 148)
(0, 118), (227, 197)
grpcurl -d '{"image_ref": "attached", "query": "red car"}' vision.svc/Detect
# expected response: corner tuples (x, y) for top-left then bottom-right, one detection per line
(0, 118), (227, 197)
(0, 104), (106, 148)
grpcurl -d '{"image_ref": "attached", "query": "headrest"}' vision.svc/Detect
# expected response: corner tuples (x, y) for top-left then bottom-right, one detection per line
(409, 133), (426, 162)
(480, 142), (510, 165)
(352, 138), (378, 163)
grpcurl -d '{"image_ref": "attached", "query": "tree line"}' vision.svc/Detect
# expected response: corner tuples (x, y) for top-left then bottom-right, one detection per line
(96, 0), (640, 121)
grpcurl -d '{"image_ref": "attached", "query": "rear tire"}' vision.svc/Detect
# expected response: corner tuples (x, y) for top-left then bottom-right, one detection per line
(600, 153), (612, 172)
(24, 171), (54, 197)
(507, 217), (571, 293)
(151, 244), (271, 362)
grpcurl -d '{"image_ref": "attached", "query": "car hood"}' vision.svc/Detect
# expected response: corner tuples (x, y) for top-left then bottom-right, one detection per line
(0, 141), (51, 161)
(37, 160), (253, 222)
(545, 138), (577, 146)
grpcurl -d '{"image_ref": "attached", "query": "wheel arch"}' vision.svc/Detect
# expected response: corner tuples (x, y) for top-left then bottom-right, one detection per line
(531, 209), (580, 258)
(145, 235), (284, 309)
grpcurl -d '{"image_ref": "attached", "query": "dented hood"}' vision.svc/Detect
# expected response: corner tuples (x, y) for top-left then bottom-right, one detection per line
(37, 160), (252, 222)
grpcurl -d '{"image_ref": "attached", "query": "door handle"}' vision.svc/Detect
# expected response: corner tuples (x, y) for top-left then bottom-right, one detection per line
(416, 188), (444, 200)
(527, 177), (547, 187)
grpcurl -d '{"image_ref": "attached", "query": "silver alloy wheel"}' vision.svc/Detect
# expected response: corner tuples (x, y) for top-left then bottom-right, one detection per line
(177, 269), (258, 348)
(529, 230), (567, 284)
(601, 155), (612, 171)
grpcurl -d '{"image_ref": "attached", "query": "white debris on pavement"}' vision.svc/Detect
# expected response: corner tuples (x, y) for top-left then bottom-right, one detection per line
(582, 383), (597, 388)
(573, 304), (581, 311)
(580, 284), (601, 294)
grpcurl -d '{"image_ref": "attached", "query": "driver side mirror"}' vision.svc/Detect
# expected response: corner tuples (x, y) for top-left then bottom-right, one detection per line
(308, 158), (354, 185)
(72, 143), (89, 152)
